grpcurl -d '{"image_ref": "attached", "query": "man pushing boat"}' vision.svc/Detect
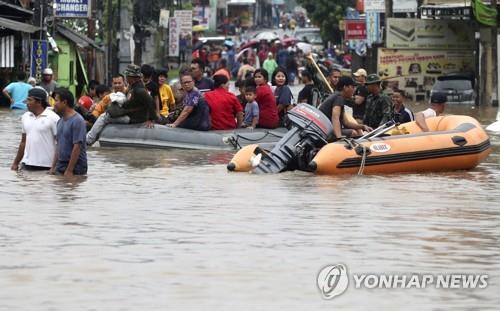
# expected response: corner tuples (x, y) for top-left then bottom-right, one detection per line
(415, 93), (447, 132)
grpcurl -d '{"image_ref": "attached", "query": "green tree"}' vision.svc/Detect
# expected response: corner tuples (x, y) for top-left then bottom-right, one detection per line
(297, 0), (355, 44)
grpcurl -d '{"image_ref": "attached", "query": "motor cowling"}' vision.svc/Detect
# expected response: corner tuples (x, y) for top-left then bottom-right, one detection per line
(252, 104), (333, 174)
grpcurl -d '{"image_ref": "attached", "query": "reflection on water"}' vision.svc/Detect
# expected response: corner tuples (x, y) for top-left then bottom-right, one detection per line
(0, 106), (499, 310)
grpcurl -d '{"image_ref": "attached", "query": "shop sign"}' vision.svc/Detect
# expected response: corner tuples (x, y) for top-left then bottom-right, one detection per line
(30, 40), (48, 83)
(54, 0), (90, 18)
(386, 18), (474, 50)
(345, 20), (366, 40)
(377, 48), (474, 100)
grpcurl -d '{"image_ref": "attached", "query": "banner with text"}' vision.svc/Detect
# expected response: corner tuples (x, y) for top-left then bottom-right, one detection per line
(193, 6), (210, 29)
(31, 40), (48, 83)
(174, 10), (193, 49)
(366, 12), (380, 47)
(168, 17), (180, 56)
(54, 0), (90, 18)
(364, 0), (384, 12)
(345, 20), (367, 40)
(386, 18), (474, 50)
(377, 48), (474, 99)
(364, 0), (418, 12)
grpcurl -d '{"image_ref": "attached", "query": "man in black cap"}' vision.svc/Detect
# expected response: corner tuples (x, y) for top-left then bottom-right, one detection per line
(415, 92), (447, 132)
(11, 87), (60, 171)
(363, 74), (393, 129)
(319, 76), (372, 139)
(86, 64), (155, 146)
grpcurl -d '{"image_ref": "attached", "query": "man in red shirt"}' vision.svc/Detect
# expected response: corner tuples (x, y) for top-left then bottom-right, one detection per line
(204, 75), (243, 130)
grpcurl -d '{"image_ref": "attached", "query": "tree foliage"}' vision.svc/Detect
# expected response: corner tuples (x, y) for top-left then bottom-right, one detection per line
(297, 0), (355, 44)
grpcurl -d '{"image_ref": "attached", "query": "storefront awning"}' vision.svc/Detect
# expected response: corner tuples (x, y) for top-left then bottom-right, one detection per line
(228, 0), (256, 5)
(0, 1), (33, 15)
(56, 24), (104, 52)
(0, 17), (39, 33)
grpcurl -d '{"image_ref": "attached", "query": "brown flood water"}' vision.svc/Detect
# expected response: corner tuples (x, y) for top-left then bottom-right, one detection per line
(0, 102), (499, 310)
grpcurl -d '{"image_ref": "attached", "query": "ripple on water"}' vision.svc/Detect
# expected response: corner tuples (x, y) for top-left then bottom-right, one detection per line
(0, 107), (499, 310)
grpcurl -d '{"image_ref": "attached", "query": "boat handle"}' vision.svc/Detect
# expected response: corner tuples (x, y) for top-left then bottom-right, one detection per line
(452, 136), (467, 147)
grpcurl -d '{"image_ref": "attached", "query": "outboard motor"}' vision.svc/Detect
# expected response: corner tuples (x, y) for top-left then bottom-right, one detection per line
(252, 104), (333, 174)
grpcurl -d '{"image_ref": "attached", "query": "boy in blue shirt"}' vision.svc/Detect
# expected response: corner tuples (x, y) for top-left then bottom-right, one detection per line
(242, 86), (259, 129)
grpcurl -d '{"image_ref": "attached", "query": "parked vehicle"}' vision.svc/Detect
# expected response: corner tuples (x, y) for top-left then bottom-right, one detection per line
(293, 27), (323, 52)
(431, 73), (476, 105)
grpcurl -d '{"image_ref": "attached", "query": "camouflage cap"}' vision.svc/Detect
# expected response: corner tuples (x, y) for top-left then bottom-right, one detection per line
(365, 74), (381, 85)
(123, 64), (142, 77)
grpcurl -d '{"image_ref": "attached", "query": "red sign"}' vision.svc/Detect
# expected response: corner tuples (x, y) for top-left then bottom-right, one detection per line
(345, 20), (367, 40)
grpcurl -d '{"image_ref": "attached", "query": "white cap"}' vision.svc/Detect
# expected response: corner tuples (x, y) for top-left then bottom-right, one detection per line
(353, 68), (367, 77)
(42, 68), (53, 75)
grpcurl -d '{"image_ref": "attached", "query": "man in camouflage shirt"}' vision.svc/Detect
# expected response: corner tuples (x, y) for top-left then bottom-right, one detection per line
(363, 74), (393, 129)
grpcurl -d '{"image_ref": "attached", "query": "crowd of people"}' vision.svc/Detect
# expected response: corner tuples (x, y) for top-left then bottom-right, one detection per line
(4, 56), (447, 176)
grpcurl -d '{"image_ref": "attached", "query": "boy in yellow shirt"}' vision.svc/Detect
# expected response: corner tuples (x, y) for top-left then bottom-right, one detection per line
(157, 68), (176, 125)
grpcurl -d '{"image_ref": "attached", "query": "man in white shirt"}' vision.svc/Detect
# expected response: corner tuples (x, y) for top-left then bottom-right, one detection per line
(415, 92), (447, 132)
(11, 88), (60, 171)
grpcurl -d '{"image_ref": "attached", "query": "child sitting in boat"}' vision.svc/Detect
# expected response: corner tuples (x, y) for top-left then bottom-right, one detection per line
(242, 86), (259, 129)
(415, 93), (447, 132)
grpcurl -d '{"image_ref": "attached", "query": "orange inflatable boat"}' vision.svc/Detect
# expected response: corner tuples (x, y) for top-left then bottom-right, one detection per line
(228, 115), (491, 175)
(311, 115), (491, 174)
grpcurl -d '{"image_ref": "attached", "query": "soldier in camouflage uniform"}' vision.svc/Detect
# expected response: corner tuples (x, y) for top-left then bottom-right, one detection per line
(363, 74), (394, 129)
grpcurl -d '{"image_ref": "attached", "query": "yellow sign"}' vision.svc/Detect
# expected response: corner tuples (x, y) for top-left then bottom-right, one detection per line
(377, 48), (474, 100)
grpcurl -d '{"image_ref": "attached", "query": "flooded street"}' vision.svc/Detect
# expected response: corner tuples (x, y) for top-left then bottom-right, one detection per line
(1, 104), (499, 310)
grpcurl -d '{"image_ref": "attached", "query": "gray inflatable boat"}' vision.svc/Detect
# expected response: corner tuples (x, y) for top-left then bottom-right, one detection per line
(98, 124), (287, 150)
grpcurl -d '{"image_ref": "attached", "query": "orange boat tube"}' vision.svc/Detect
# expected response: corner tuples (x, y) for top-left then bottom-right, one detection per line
(310, 115), (491, 175)
(227, 144), (260, 172)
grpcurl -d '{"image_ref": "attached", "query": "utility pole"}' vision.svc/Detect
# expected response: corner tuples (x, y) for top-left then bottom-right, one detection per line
(492, 0), (498, 106)
(87, 0), (96, 81)
(107, 0), (113, 84)
(119, 0), (133, 73)
(384, 0), (393, 44)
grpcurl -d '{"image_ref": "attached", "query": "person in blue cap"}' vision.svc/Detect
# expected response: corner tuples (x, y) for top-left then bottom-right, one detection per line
(415, 92), (447, 132)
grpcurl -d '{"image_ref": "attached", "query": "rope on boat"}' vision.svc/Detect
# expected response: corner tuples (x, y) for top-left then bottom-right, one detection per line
(342, 137), (368, 175)
(358, 145), (367, 175)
